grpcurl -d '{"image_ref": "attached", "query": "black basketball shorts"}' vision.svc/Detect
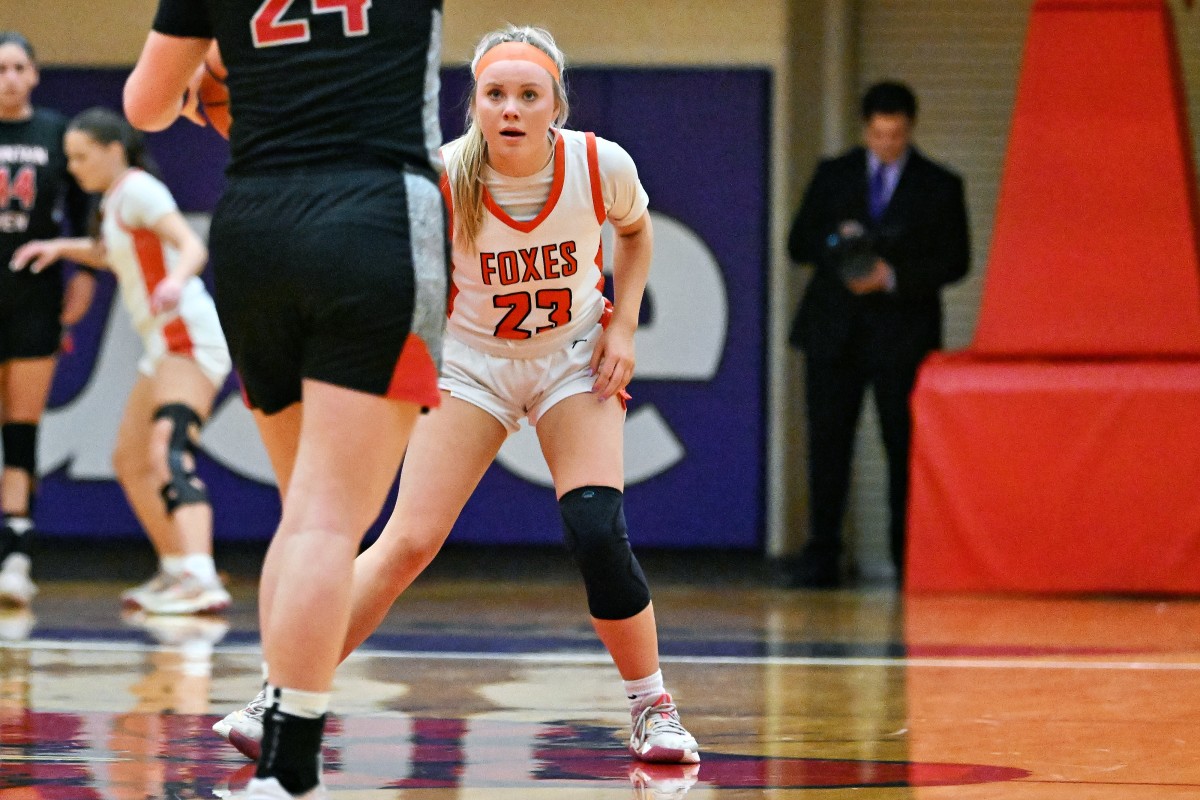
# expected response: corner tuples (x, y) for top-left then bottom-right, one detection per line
(209, 167), (448, 415)
(0, 269), (63, 361)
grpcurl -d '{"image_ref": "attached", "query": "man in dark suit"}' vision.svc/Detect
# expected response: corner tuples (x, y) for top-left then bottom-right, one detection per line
(786, 81), (970, 588)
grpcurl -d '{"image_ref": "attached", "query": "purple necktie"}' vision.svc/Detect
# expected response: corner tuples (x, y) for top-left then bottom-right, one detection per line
(868, 164), (888, 221)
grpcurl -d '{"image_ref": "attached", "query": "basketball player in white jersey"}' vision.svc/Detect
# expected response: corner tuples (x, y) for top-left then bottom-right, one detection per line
(12, 107), (231, 616)
(215, 25), (700, 769)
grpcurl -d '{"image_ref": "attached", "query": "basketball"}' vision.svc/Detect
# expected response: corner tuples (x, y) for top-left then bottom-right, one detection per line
(198, 44), (230, 139)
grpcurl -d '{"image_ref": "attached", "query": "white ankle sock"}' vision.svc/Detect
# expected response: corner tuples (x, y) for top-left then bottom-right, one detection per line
(5, 516), (32, 535)
(624, 669), (666, 714)
(269, 685), (330, 719)
(161, 555), (187, 576)
(181, 553), (218, 583)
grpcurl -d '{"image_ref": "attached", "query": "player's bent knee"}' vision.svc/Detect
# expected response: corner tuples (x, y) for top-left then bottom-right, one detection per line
(559, 485), (651, 620)
(1, 422), (38, 475)
(153, 403), (209, 513)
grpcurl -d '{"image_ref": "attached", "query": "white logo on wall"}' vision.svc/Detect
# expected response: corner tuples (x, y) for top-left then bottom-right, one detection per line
(38, 212), (727, 488)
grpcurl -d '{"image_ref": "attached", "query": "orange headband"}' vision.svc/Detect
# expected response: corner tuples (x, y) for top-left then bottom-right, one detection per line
(474, 41), (561, 82)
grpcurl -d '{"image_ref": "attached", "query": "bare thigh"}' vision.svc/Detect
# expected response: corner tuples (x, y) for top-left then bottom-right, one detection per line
(536, 392), (626, 498)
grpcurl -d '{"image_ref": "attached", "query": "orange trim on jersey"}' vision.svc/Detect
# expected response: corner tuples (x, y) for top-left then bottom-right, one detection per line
(439, 166), (460, 318)
(387, 333), (442, 409)
(111, 168), (195, 358)
(599, 296), (614, 329)
(482, 130), (566, 234)
(438, 165), (454, 238)
(129, 225), (195, 358)
(585, 132), (605, 225)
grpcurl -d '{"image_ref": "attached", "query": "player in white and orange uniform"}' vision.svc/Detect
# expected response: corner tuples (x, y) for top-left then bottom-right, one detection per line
(214, 26), (701, 771)
(12, 107), (231, 616)
(438, 124), (643, 430)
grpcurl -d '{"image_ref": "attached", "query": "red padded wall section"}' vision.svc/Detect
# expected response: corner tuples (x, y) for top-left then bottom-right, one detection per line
(973, 0), (1200, 356)
(906, 354), (1200, 593)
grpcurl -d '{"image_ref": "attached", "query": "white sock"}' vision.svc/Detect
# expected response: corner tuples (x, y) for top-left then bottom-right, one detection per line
(624, 669), (666, 715)
(181, 553), (218, 584)
(269, 685), (330, 719)
(6, 516), (32, 535)
(161, 555), (187, 576)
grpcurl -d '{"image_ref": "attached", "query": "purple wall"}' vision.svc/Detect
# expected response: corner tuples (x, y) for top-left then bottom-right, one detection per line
(31, 66), (770, 549)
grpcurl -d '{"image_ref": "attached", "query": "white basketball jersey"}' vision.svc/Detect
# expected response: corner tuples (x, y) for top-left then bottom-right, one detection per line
(442, 129), (611, 359)
(101, 169), (225, 361)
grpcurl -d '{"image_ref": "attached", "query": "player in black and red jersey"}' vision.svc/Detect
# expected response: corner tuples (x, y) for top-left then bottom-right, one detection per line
(0, 31), (94, 607)
(124, 3), (448, 798)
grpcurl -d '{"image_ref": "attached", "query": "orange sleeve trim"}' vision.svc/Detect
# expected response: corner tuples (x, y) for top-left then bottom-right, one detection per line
(585, 132), (606, 225)
(439, 170), (454, 240)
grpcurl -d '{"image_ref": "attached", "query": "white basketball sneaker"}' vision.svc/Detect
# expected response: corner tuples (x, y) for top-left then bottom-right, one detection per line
(233, 777), (327, 799)
(629, 762), (701, 799)
(629, 693), (700, 764)
(121, 570), (178, 609)
(0, 554), (37, 607)
(0, 608), (35, 640)
(137, 572), (231, 615)
(213, 686), (268, 760)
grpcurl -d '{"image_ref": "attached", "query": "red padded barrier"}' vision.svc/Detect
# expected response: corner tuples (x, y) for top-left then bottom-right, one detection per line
(906, 354), (1200, 593)
(972, 0), (1200, 356)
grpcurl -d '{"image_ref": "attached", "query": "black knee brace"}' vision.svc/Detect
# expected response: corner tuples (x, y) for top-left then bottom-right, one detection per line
(153, 404), (209, 513)
(559, 485), (651, 620)
(2, 422), (39, 517)
(2, 423), (37, 476)
(1, 515), (33, 562)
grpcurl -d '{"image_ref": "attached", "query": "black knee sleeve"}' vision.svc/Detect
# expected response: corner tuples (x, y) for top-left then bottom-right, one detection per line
(153, 403), (209, 513)
(559, 485), (651, 620)
(2, 422), (38, 516)
(2, 516), (34, 562)
(2, 423), (37, 475)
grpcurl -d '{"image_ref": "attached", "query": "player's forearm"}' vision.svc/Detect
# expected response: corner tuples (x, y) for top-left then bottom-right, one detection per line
(172, 240), (209, 282)
(610, 218), (653, 331)
(54, 237), (110, 268)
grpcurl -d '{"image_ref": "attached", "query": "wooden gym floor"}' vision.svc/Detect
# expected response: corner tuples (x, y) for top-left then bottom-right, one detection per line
(2, 542), (1199, 799)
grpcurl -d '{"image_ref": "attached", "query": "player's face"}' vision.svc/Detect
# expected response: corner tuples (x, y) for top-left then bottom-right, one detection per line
(0, 44), (38, 118)
(475, 60), (559, 175)
(64, 131), (125, 193)
(864, 112), (912, 165)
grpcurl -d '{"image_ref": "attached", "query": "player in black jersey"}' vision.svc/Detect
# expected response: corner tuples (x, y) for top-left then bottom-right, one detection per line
(0, 32), (94, 607)
(124, 4), (447, 799)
